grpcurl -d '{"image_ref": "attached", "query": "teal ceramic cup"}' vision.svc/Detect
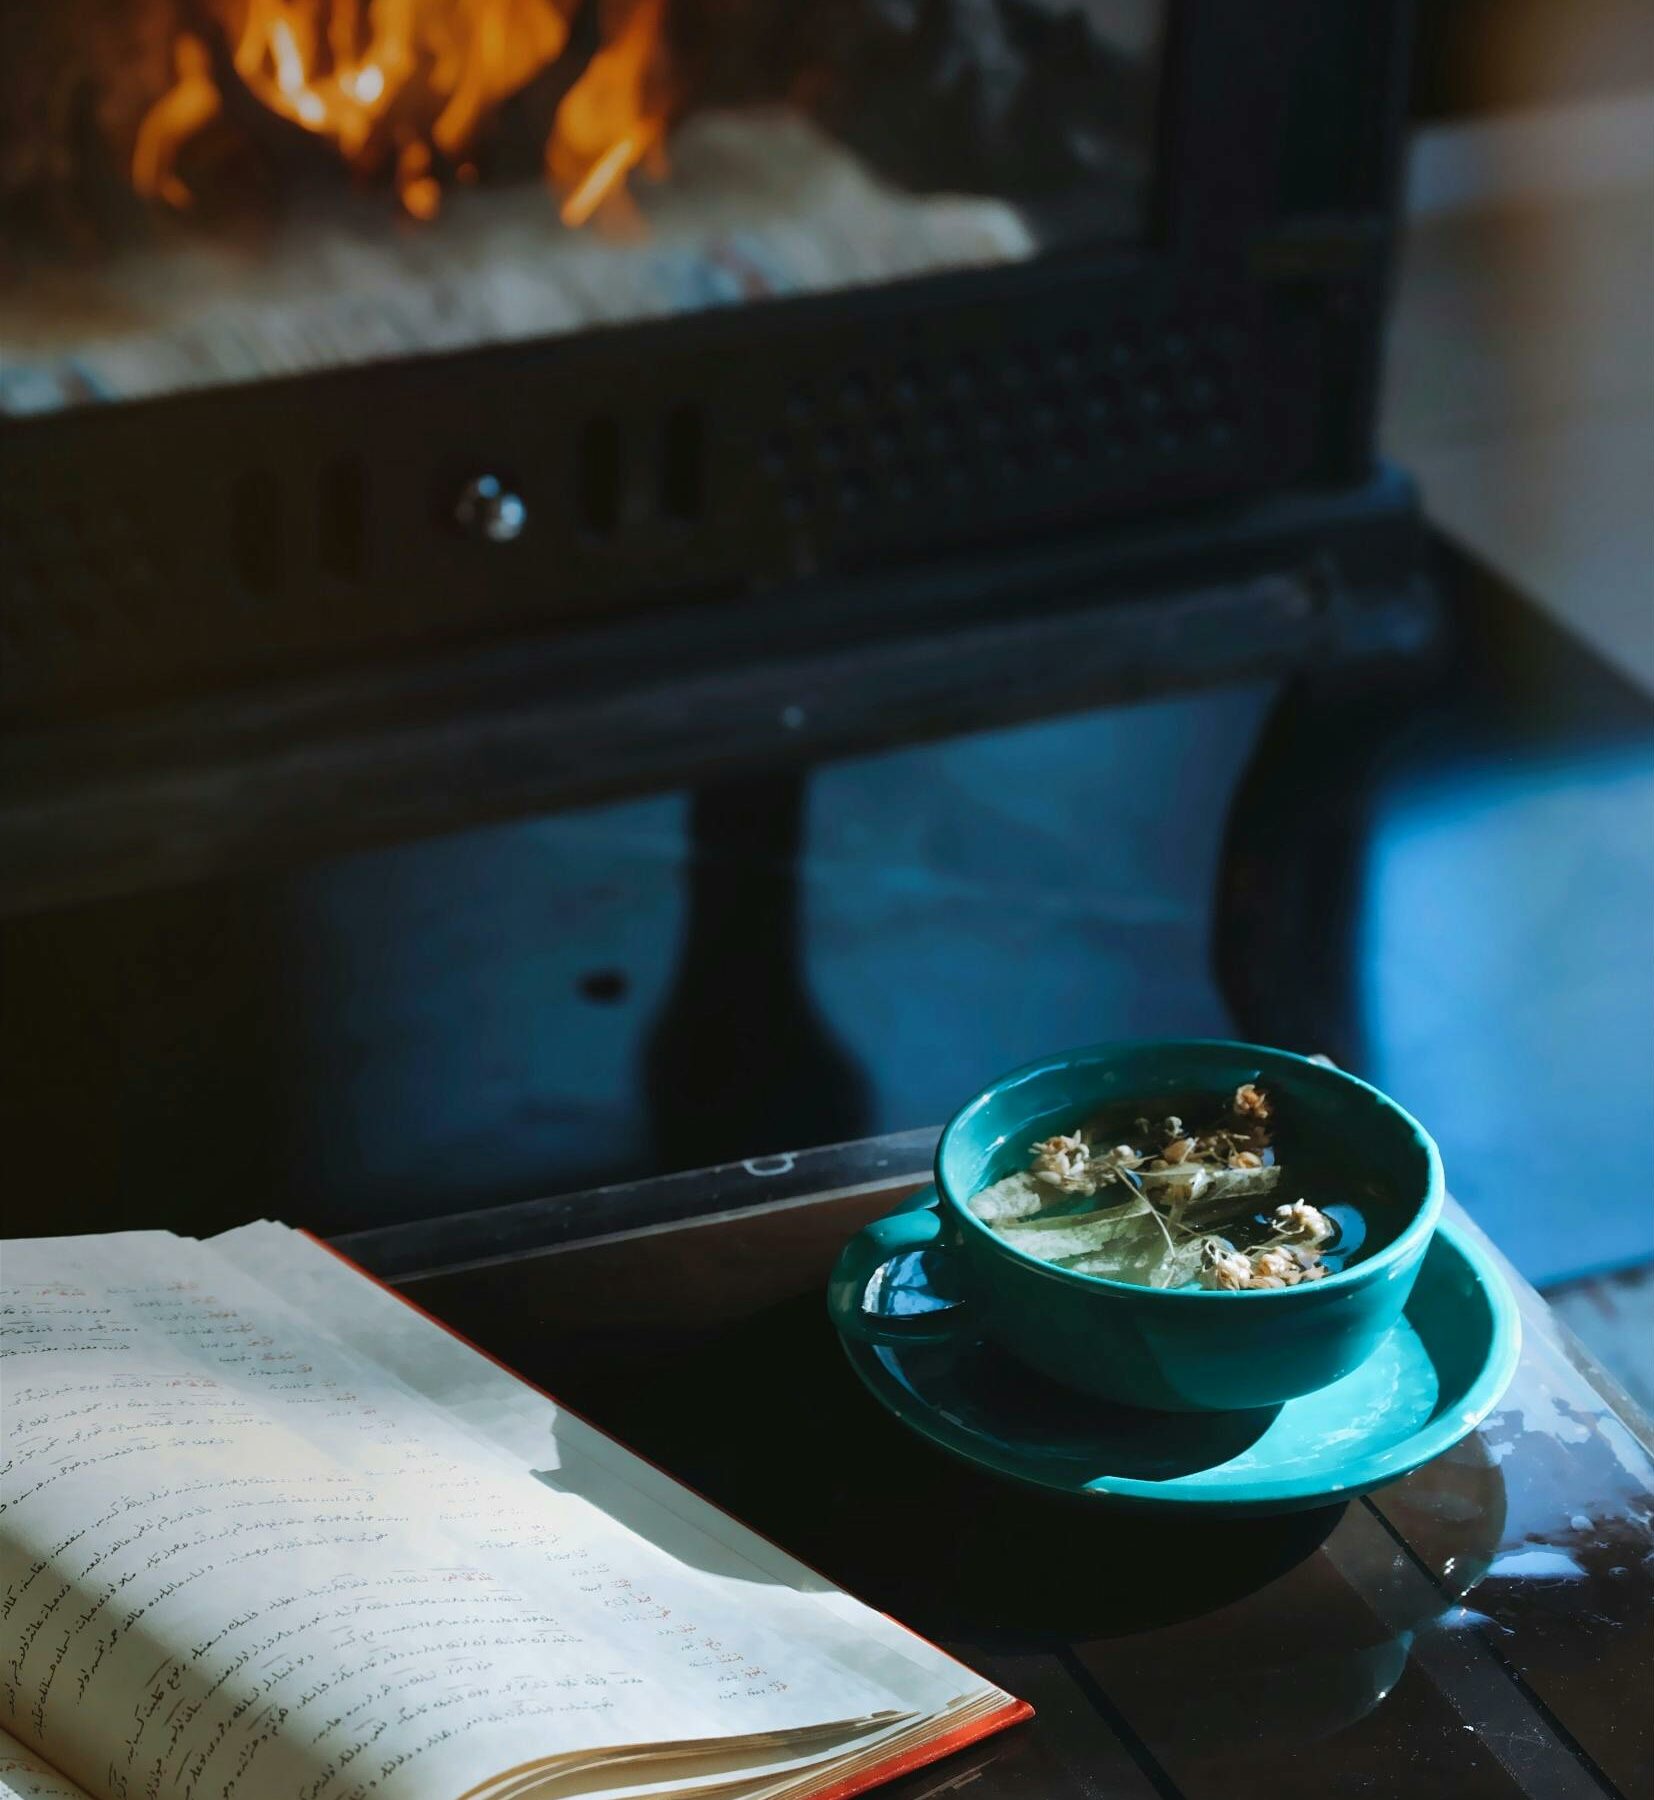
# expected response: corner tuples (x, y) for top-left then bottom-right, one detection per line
(828, 1041), (1445, 1412)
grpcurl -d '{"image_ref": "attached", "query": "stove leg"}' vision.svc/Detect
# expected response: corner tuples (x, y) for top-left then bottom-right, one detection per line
(644, 769), (871, 1170)
(1213, 668), (1424, 1070)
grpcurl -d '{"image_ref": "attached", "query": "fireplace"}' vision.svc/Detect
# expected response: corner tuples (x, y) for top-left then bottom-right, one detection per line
(3, 0), (1165, 405)
(0, 2), (1430, 913)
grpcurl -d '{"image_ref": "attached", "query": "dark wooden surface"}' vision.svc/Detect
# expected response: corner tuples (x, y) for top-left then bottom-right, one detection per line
(336, 1133), (1654, 1800)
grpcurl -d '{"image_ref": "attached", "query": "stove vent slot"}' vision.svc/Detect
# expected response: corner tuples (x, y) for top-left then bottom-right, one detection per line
(578, 417), (622, 536)
(231, 470), (285, 599)
(318, 456), (367, 582)
(658, 403), (704, 523)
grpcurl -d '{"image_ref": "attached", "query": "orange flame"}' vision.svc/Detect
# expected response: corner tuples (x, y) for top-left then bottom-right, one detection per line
(131, 34), (223, 209)
(132, 0), (674, 224)
(551, 0), (669, 227)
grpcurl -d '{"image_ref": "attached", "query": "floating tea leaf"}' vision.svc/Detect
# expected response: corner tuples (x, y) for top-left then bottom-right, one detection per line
(966, 1172), (1049, 1225)
(1146, 1235), (1217, 1290)
(999, 1195), (1158, 1265)
(1136, 1161), (1280, 1218)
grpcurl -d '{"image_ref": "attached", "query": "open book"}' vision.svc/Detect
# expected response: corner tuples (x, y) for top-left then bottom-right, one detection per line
(0, 1224), (1026, 1800)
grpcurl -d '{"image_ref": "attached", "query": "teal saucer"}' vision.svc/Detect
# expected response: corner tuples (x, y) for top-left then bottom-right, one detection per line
(835, 1204), (1520, 1514)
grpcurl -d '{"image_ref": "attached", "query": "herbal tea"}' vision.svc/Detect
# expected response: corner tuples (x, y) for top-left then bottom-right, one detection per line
(968, 1083), (1394, 1291)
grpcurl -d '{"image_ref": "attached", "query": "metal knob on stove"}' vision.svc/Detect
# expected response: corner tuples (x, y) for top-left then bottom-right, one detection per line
(452, 473), (527, 543)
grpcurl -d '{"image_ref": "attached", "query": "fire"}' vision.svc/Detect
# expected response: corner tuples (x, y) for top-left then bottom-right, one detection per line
(132, 36), (224, 210)
(132, 0), (675, 224)
(550, 0), (669, 227)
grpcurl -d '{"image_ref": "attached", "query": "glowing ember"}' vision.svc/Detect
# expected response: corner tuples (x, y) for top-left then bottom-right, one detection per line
(131, 0), (676, 224)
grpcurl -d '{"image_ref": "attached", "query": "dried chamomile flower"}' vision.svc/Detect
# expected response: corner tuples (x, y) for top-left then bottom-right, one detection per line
(1249, 1247), (1301, 1286)
(1160, 1136), (1197, 1165)
(1197, 1237), (1326, 1290)
(1233, 1083), (1271, 1122)
(1255, 1244), (1329, 1286)
(1198, 1242), (1255, 1291)
(1227, 1150), (1263, 1169)
(1273, 1200), (1334, 1245)
(1029, 1132), (1095, 1192)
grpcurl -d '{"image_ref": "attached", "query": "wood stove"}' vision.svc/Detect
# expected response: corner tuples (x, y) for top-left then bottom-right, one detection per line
(0, 1), (1430, 915)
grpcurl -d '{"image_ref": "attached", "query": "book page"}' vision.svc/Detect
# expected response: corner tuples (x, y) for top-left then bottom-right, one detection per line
(210, 1224), (985, 1722)
(0, 1728), (93, 1800)
(0, 1234), (924, 1800)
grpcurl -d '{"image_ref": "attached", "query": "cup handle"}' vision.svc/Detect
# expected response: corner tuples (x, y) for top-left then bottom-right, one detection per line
(826, 1186), (969, 1347)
